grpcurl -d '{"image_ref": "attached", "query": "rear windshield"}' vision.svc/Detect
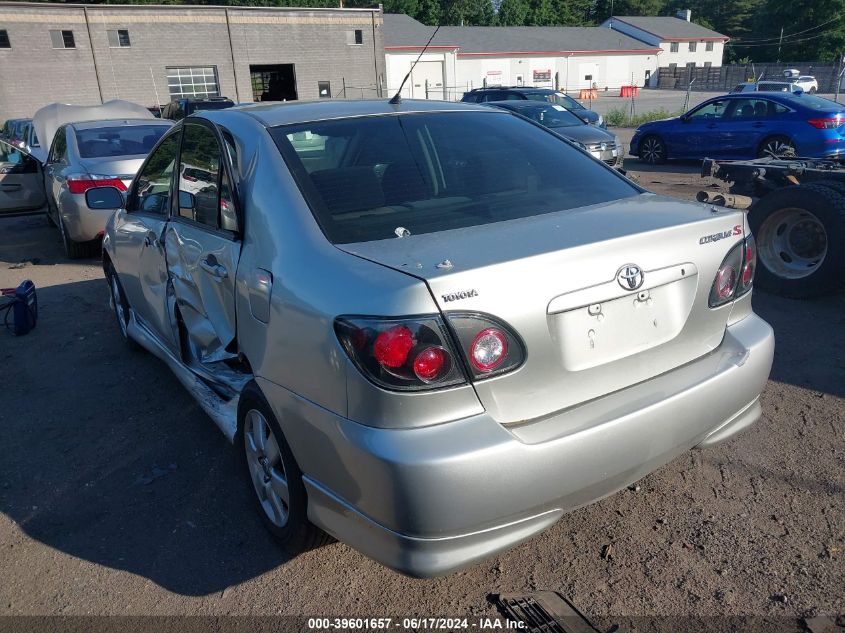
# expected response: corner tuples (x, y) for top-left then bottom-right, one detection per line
(758, 83), (792, 91)
(516, 104), (584, 128)
(189, 101), (234, 113)
(787, 93), (844, 111)
(271, 111), (638, 244)
(524, 91), (584, 110)
(75, 125), (169, 158)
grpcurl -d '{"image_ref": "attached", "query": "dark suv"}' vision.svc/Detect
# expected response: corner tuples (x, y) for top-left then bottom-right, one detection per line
(160, 97), (235, 121)
(461, 87), (602, 126)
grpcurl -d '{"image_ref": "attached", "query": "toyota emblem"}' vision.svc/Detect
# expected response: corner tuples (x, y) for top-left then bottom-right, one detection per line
(600, 142), (607, 151)
(617, 264), (644, 290)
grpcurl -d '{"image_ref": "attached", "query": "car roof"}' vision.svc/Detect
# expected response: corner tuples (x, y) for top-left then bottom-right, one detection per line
(71, 118), (173, 131)
(202, 99), (495, 128)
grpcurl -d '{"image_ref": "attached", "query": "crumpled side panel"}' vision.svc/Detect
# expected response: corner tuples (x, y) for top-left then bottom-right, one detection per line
(165, 225), (238, 364)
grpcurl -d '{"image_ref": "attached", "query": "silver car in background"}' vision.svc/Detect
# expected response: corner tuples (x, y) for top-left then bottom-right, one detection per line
(89, 99), (774, 577)
(33, 101), (173, 257)
(487, 100), (624, 169)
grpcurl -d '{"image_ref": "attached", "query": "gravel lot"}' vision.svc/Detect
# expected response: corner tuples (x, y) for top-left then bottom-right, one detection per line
(0, 156), (843, 632)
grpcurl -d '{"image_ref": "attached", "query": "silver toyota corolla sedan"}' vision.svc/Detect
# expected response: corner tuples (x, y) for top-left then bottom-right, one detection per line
(89, 99), (774, 577)
(44, 118), (173, 258)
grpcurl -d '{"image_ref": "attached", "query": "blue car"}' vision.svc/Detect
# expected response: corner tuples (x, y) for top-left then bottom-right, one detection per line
(630, 92), (845, 163)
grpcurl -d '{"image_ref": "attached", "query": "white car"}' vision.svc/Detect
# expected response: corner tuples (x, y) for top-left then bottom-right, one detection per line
(731, 81), (803, 94)
(794, 76), (818, 94)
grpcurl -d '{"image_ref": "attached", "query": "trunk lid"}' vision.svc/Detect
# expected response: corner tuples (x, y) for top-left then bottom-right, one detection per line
(80, 156), (145, 189)
(339, 194), (747, 424)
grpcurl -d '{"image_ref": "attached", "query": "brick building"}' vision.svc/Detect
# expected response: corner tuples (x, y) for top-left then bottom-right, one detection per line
(0, 2), (386, 118)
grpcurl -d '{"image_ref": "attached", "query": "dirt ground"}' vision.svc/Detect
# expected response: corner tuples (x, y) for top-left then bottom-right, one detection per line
(0, 155), (843, 633)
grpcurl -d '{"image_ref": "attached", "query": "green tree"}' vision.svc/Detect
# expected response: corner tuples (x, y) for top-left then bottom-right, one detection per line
(382, 0), (420, 14)
(496, 0), (530, 24)
(551, 0), (591, 25)
(414, 0), (443, 24)
(444, 0), (495, 25)
(527, 0), (555, 25)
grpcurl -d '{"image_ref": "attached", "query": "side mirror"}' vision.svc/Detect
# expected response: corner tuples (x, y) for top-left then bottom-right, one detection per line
(85, 186), (124, 210)
(178, 190), (196, 211)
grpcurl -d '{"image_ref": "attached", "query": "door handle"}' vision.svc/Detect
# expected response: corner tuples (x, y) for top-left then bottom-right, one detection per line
(0, 183), (21, 192)
(706, 123), (718, 129)
(143, 233), (160, 249)
(200, 257), (228, 279)
(752, 122), (765, 128)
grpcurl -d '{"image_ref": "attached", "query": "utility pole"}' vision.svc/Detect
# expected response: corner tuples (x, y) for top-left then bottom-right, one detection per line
(776, 27), (783, 64)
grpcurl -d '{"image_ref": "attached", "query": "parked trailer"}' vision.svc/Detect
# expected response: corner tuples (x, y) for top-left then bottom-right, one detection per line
(702, 156), (845, 298)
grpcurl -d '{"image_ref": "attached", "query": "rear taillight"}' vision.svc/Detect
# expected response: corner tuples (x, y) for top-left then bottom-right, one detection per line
(737, 235), (756, 296)
(335, 316), (464, 391)
(709, 235), (755, 307)
(808, 118), (843, 129)
(68, 175), (128, 195)
(446, 314), (525, 379)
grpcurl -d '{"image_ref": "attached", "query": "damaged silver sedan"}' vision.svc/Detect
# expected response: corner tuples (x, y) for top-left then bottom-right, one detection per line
(91, 100), (775, 577)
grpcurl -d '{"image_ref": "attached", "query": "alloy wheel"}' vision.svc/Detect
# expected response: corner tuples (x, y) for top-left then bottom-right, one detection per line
(109, 274), (129, 339)
(244, 409), (290, 528)
(757, 207), (828, 280)
(641, 137), (664, 163)
(762, 138), (794, 157)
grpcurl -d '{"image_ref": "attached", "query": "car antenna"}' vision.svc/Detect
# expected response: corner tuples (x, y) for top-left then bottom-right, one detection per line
(389, 24), (443, 105)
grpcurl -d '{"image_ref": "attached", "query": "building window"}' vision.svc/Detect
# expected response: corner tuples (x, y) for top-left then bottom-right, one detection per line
(669, 63), (678, 70)
(706, 41), (714, 52)
(107, 29), (130, 48)
(689, 41), (697, 52)
(704, 61), (712, 67)
(347, 29), (363, 45)
(166, 66), (220, 99)
(50, 30), (75, 49)
(670, 42), (679, 53)
(0, 30), (10, 48)
(318, 81), (331, 98)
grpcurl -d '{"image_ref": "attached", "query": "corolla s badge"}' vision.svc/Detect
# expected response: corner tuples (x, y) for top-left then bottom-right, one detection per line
(617, 264), (644, 291)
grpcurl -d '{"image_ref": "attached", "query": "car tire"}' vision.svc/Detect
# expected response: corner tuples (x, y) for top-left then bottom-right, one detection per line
(757, 135), (795, 158)
(58, 214), (97, 259)
(809, 87), (817, 94)
(747, 183), (845, 298)
(238, 384), (333, 553)
(639, 135), (667, 164)
(106, 264), (141, 351)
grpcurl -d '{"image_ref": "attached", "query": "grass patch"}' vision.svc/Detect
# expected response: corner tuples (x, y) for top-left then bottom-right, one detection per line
(605, 107), (682, 127)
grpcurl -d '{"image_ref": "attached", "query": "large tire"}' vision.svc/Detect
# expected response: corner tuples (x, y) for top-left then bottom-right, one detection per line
(238, 384), (332, 553)
(757, 135), (795, 158)
(58, 214), (98, 259)
(639, 134), (667, 164)
(747, 184), (845, 298)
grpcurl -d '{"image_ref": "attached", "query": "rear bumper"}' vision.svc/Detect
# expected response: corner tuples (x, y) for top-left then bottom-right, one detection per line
(60, 193), (114, 242)
(258, 312), (774, 577)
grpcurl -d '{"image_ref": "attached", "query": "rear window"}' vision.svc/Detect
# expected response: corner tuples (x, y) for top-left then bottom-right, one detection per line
(524, 92), (584, 111)
(75, 125), (169, 158)
(271, 111), (638, 244)
(758, 82), (791, 92)
(518, 104), (584, 128)
(188, 101), (234, 114)
(787, 93), (844, 111)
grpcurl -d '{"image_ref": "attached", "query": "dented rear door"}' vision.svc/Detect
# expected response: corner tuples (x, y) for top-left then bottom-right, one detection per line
(165, 120), (241, 365)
